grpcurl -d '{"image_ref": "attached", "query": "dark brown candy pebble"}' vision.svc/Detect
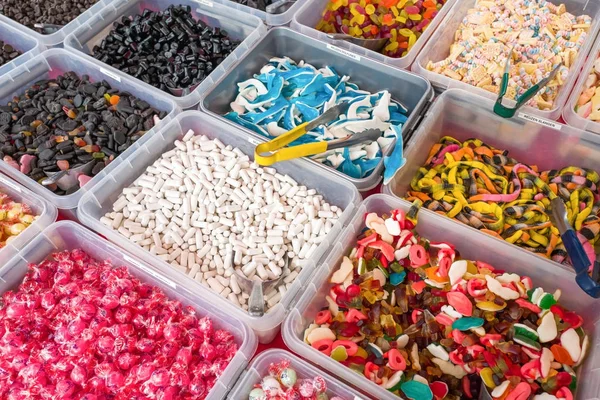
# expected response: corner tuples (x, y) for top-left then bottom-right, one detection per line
(0, 72), (164, 196)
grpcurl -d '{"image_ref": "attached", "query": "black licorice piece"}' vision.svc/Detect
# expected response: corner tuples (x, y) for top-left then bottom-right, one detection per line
(0, 72), (164, 195)
(91, 5), (241, 97)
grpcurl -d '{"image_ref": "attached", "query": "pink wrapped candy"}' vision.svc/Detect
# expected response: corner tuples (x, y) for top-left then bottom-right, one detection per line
(0, 249), (238, 399)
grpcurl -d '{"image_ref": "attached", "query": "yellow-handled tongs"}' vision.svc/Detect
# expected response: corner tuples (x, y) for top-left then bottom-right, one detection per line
(254, 102), (381, 166)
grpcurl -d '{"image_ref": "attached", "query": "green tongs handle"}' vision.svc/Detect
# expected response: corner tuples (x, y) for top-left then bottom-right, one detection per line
(493, 47), (561, 118)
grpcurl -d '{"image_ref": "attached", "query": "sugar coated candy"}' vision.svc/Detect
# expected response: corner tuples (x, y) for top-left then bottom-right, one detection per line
(316, 0), (448, 58)
(305, 207), (589, 399)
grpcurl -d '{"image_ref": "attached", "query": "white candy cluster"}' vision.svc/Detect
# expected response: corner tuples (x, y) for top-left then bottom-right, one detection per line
(101, 130), (343, 312)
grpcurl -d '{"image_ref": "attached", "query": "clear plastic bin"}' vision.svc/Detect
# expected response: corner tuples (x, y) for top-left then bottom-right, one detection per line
(0, 174), (57, 267)
(0, 221), (258, 399)
(411, 0), (600, 121)
(563, 36), (600, 134)
(64, 0), (266, 110)
(212, 0), (304, 26)
(227, 349), (370, 399)
(200, 27), (434, 192)
(282, 194), (600, 400)
(291, 0), (458, 70)
(0, 0), (114, 48)
(384, 88), (600, 273)
(77, 110), (361, 344)
(0, 49), (179, 212)
(0, 20), (44, 79)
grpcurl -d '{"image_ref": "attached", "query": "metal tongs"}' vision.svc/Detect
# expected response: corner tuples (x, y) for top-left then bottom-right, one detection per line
(550, 197), (600, 298)
(34, 23), (63, 34)
(254, 102), (382, 166)
(494, 46), (561, 118)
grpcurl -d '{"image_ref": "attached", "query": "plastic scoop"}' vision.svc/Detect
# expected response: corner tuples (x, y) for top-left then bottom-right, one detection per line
(550, 197), (600, 298)
(265, 0), (296, 13)
(41, 161), (94, 191)
(33, 23), (63, 34)
(232, 254), (289, 317)
(327, 33), (389, 52)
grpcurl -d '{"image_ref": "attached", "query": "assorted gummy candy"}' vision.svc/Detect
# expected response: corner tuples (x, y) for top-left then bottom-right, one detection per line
(405, 136), (600, 272)
(304, 208), (589, 399)
(0, 249), (238, 399)
(316, 0), (447, 58)
(248, 359), (348, 400)
(226, 56), (408, 180)
(0, 190), (37, 249)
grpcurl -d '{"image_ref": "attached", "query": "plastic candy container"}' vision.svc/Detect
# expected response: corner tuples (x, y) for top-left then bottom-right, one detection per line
(0, 190), (37, 249)
(304, 208), (589, 399)
(574, 53), (600, 120)
(226, 56), (408, 179)
(426, 0), (591, 110)
(316, 0), (447, 58)
(0, 249), (238, 399)
(248, 359), (347, 400)
(404, 136), (600, 272)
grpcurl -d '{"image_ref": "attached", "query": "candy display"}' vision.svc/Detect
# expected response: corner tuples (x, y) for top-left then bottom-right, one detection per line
(0, 189), (37, 248)
(426, 0), (591, 110)
(248, 359), (347, 400)
(100, 130), (343, 312)
(91, 5), (241, 97)
(0, 40), (22, 67)
(316, 0), (447, 58)
(404, 136), (600, 271)
(0, 0), (99, 33)
(574, 52), (600, 121)
(0, 249), (238, 398)
(225, 56), (408, 179)
(0, 71), (165, 196)
(304, 208), (589, 399)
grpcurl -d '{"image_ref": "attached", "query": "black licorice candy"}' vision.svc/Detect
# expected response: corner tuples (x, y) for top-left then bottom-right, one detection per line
(91, 5), (241, 97)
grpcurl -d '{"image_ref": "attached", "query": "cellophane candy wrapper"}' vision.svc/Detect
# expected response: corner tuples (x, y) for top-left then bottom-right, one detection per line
(0, 249), (238, 399)
(247, 359), (347, 400)
(304, 208), (590, 400)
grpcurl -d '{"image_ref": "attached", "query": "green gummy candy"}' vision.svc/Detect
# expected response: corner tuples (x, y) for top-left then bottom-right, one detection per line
(452, 317), (484, 331)
(331, 346), (348, 362)
(401, 380), (433, 400)
(513, 333), (542, 351)
(539, 293), (557, 309)
(513, 323), (539, 341)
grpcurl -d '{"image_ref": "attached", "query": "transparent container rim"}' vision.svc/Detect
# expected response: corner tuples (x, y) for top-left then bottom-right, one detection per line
(0, 219), (259, 399)
(0, 47), (180, 210)
(212, 0), (305, 26)
(77, 109), (362, 342)
(63, 0), (267, 110)
(290, 0), (460, 69)
(198, 26), (435, 191)
(0, 0), (114, 47)
(410, 0), (600, 121)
